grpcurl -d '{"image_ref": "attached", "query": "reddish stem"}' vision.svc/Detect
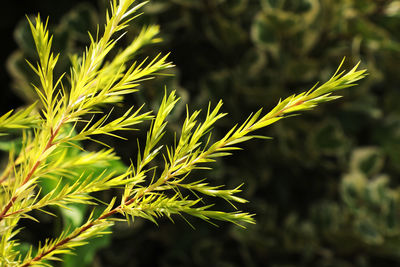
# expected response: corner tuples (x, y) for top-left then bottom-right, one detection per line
(21, 185), (151, 266)
(0, 123), (63, 222)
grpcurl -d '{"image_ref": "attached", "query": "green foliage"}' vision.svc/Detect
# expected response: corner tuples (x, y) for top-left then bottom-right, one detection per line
(0, 0), (368, 266)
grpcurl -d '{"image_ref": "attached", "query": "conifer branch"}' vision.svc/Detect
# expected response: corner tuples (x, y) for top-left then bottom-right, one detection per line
(0, 0), (368, 265)
(0, 0), (170, 224)
(18, 63), (366, 266)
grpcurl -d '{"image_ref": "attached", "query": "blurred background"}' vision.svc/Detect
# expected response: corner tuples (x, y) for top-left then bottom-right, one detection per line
(2, 0), (400, 266)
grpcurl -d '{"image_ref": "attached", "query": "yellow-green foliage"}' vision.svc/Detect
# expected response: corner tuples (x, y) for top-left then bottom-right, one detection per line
(0, 0), (366, 266)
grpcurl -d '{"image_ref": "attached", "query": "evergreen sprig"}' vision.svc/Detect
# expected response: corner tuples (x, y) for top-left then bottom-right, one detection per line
(0, 0), (366, 266)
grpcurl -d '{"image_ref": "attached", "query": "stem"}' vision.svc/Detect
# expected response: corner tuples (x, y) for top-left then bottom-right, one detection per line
(0, 122), (63, 222)
(21, 196), (134, 266)
(0, 144), (35, 184)
(20, 223), (94, 267)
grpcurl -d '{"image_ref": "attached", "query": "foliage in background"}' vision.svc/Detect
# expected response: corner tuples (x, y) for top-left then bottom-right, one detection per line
(0, 0), (367, 266)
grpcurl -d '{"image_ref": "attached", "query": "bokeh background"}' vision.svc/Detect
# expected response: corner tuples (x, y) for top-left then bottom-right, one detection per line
(2, 0), (400, 266)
